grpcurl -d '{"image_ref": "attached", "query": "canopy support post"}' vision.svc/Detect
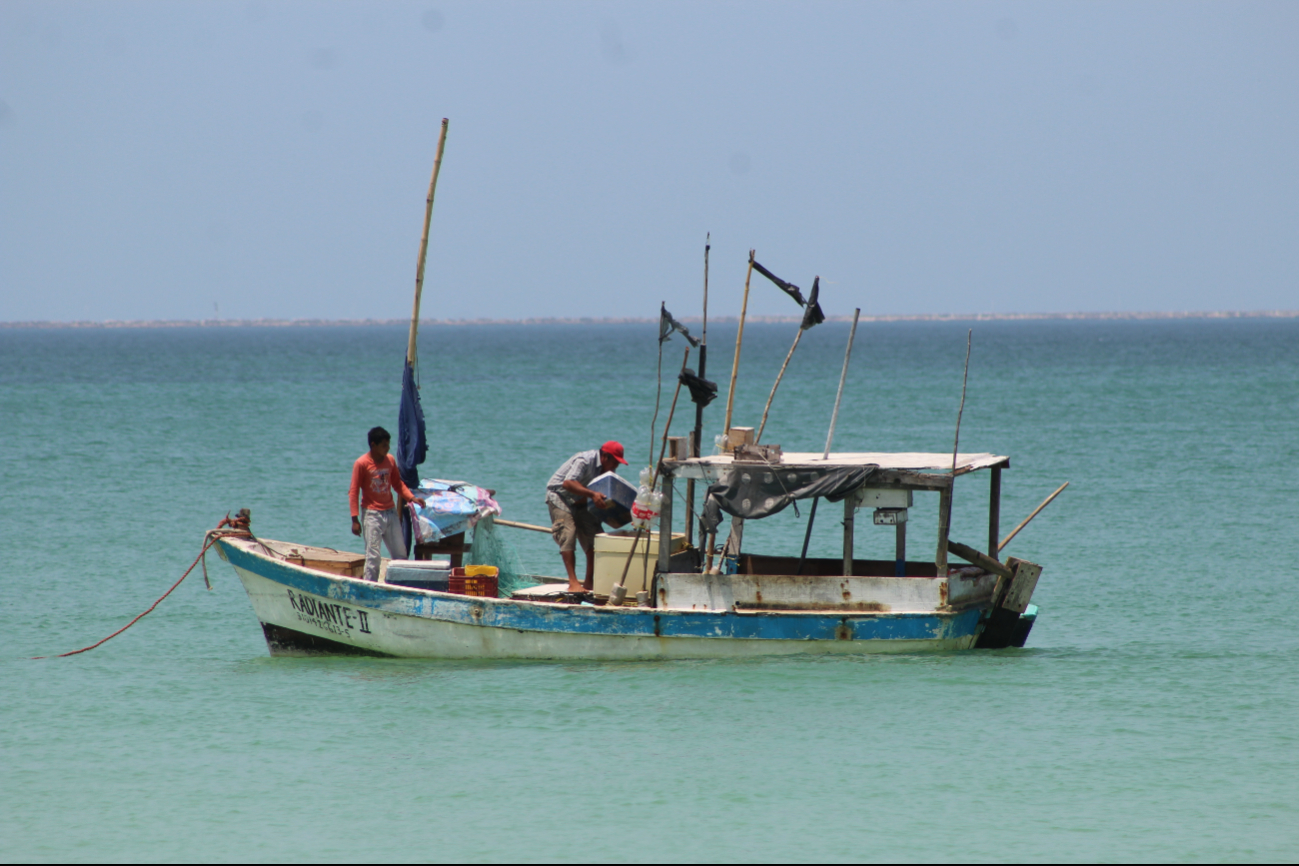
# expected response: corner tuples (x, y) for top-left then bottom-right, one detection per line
(843, 497), (855, 577)
(988, 466), (1002, 561)
(895, 521), (906, 577)
(658, 469), (674, 580)
(936, 486), (951, 576)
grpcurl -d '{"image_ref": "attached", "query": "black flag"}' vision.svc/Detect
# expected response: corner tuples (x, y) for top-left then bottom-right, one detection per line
(752, 260), (806, 307)
(800, 277), (825, 330)
(679, 368), (718, 407)
(659, 303), (700, 347)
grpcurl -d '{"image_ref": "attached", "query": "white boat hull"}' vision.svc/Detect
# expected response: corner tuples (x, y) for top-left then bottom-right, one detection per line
(219, 538), (996, 660)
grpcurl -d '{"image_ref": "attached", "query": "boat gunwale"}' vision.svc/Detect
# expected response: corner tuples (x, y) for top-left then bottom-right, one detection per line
(217, 536), (982, 621)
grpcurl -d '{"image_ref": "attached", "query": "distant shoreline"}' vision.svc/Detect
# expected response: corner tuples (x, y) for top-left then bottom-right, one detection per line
(3, 309), (1297, 329)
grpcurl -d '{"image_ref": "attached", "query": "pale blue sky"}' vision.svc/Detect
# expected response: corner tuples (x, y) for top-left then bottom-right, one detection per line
(2, 1), (1296, 323)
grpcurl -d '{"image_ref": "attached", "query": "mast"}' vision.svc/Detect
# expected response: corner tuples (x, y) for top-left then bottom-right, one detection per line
(396, 118), (448, 492)
(687, 234), (710, 545)
(408, 118), (449, 364)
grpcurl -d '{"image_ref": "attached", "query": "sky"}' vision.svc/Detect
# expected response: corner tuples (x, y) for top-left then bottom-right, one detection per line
(1, 1), (1296, 323)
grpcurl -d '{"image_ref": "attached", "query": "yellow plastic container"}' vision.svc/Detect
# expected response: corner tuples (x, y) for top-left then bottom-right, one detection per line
(463, 565), (499, 578)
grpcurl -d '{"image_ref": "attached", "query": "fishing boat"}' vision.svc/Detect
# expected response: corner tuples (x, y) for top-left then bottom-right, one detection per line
(211, 447), (1041, 659)
(210, 120), (1048, 659)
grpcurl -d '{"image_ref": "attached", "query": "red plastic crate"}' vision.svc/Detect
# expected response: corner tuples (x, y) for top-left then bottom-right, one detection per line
(449, 566), (499, 597)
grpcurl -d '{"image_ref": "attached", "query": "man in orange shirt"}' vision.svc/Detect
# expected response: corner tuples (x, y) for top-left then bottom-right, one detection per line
(350, 426), (426, 582)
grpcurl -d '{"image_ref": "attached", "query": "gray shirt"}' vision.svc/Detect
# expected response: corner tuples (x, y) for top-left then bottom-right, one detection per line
(545, 449), (603, 510)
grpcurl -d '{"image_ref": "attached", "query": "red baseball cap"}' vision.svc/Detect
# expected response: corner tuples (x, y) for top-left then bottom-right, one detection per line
(600, 441), (628, 465)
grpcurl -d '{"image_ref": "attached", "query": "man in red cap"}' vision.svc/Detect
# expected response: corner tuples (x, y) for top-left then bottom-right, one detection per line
(545, 441), (628, 592)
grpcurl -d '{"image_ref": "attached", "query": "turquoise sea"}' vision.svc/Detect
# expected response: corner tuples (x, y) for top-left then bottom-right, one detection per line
(2, 318), (1297, 862)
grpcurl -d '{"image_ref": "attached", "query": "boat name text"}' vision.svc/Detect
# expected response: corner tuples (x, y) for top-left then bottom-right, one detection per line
(286, 590), (371, 636)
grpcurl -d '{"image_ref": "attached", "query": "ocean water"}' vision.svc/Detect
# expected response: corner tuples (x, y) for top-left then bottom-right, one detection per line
(2, 318), (1297, 862)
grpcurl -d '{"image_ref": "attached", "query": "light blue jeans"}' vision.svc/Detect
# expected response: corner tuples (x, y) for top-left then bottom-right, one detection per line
(362, 508), (407, 582)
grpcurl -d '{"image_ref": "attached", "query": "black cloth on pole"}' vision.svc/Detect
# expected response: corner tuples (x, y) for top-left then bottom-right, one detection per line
(700, 493), (724, 535)
(679, 368), (718, 407)
(659, 304), (700, 347)
(395, 360), (427, 490)
(801, 277), (825, 330)
(706, 464), (877, 520)
(752, 260), (807, 307)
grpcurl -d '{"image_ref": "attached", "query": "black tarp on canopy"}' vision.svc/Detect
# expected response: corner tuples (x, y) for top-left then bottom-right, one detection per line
(705, 464), (878, 523)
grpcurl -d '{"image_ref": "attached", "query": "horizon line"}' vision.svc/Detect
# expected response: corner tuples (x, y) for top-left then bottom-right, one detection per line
(3, 309), (1297, 329)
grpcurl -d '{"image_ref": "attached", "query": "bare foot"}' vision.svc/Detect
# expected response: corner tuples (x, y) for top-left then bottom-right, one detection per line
(567, 582), (585, 592)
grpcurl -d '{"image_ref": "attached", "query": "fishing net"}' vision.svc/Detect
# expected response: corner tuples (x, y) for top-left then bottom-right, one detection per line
(468, 516), (537, 598)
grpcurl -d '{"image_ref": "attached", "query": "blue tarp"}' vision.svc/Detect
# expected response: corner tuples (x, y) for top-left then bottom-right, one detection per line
(395, 360), (427, 490)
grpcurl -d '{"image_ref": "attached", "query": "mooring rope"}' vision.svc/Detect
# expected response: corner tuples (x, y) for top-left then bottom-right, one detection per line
(30, 520), (254, 660)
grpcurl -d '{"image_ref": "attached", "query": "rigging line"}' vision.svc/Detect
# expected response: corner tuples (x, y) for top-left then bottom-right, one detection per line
(31, 530), (251, 660)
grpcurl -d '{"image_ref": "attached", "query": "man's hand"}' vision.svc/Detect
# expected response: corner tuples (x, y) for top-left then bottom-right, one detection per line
(351, 517), (361, 537)
(591, 491), (609, 509)
(413, 497), (426, 507)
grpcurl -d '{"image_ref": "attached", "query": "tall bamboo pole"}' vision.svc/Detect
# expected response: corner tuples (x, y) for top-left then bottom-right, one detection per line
(999, 482), (1070, 552)
(755, 327), (804, 444)
(407, 118), (449, 365)
(823, 308), (860, 459)
(722, 250), (755, 443)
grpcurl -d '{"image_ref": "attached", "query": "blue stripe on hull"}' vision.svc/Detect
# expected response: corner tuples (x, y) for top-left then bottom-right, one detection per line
(222, 541), (984, 644)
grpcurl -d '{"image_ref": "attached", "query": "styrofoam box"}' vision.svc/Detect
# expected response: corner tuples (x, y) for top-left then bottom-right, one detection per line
(385, 558), (452, 590)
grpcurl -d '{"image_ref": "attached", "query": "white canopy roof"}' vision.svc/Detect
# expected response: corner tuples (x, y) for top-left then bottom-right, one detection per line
(663, 451), (1009, 483)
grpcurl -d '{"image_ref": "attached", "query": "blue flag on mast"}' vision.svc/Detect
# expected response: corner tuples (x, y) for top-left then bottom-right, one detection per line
(395, 360), (427, 490)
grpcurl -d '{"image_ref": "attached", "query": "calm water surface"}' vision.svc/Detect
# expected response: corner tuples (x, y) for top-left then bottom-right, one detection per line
(2, 319), (1296, 862)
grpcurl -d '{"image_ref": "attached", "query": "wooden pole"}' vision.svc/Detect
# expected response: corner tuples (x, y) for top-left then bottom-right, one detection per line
(755, 327), (804, 444)
(493, 518), (553, 534)
(999, 481), (1069, 552)
(950, 330), (973, 474)
(947, 539), (1013, 579)
(795, 497), (819, 575)
(616, 528), (645, 599)
(935, 485), (951, 576)
(722, 250), (755, 443)
(895, 521), (906, 577)
(823, 308), (861, 459)
(943, 329), (973, 544)
(606, 347), (691, 599)
(649, 323), (664, 467)
(842, 497), (855, 577)
(687, 234), (710, 545)
(408, 118), (449, 365)
(654, 347), (692, 483)
(657, 475), (674, 584)
(988, 466), (1002, 561)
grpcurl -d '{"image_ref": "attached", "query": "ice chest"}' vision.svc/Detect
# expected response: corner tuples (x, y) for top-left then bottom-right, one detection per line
(384, 558), (451, 591)
(586, 471), (637, 528)
(592, 531), (688, 597)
